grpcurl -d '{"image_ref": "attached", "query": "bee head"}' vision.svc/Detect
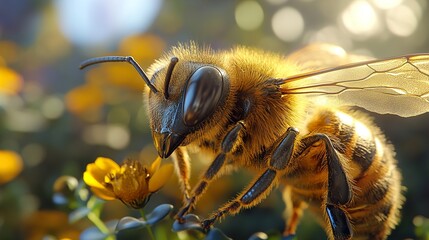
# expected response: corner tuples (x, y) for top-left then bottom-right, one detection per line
(148, 57), (230, 158)
(79, 51), (230, 159)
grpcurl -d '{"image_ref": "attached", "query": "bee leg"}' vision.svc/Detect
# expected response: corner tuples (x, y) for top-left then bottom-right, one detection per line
(171, 148), (192, 201)
(202, 127), (299, 230)
(326, 204), (352, 240)
(202, 168), (278, 231)
(176, 121), (245, 222)
(299, 134), (353, 239)
(283, 190), (306, 237)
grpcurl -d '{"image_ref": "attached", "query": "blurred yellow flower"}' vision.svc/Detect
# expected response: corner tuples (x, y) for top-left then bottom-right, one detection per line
(118, 34), (165, 65)
(83, 156), (173, 209)
(80, 34), (166, 93)
(65, 83), (104, 114)
(0, 66), (23, 95)
(0, 150), (23, 184)
(25, 210), (80, 240)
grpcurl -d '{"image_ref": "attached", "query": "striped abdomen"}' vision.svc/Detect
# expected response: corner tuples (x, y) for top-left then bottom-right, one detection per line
(284, 108), (403, 240)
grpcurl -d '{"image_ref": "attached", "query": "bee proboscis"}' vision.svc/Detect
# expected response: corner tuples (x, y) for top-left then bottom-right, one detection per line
(80, 43), (429, 239)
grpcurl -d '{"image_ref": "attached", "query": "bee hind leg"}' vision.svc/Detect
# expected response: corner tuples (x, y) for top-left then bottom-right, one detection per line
(299, 133), (353, 240)
(326, 204), (353, 240)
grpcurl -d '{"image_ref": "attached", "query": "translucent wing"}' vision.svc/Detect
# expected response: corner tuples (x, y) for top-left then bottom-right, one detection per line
(281, 54), (429, 117)
(286, 43), (373, 74)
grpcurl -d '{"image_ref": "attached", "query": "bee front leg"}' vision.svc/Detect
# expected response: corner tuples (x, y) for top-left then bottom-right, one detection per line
(299, 134), (353, 240)
(202, 127), (299, 230)
(176, 121), (246, 222)
(171, 148), (192, 201)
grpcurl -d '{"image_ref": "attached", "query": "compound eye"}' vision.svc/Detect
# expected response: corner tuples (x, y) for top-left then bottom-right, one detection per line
(183, 66), (224, 126)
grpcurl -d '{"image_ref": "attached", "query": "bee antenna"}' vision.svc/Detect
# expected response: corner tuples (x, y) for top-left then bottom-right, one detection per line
(164, 57), (179, 99)
(79, 56), (159, 93)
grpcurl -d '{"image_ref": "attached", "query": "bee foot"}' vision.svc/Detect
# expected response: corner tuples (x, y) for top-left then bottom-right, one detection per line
(176, 199), (194, 221)
(201, 217), (216, 232)
(172, 214), (204, 232)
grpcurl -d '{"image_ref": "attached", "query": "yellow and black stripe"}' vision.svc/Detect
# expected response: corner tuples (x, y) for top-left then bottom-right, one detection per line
(282, 108), (403, 240)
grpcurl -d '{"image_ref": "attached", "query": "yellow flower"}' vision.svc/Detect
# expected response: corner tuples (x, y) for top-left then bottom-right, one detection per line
(0, 150), (23, 184)
(83, 156), (173, 209)
(65, 82), (104, 114)
(0, 66), (22, 95)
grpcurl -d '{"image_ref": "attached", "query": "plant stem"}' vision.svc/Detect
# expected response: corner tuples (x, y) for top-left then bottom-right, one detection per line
(140, 209), (156, 240)
(87, 212), (114, 240)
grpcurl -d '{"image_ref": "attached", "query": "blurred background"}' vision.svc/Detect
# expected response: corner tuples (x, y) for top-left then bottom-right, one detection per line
(1, 0), (429, 239)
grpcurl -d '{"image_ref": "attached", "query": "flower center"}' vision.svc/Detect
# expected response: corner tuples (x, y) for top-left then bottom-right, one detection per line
(104, 160), (152, 208)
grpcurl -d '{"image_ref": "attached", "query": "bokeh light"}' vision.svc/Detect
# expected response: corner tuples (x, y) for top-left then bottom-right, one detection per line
(371, 0), (403, 9)
(82, 124), (130, 149)
(341, 0), (380, 39)
(41, 95), (65, 119)
(21, 143), (46, 167)
(386, 3), (419, 37)
(5, 108), (46, 132)
(235, 1), (264, 31)
(265, 0), (288, 5)
(271, 7), (304, 42)
(308, 26), (353, 49)
(54, 0), (163, 47)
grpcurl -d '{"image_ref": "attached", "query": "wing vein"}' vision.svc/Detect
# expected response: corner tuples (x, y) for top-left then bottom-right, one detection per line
(279, 53), (429, 117)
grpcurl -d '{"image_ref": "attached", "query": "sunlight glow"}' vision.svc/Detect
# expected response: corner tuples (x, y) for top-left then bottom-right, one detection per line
(386, 3), (419, 36)
(341, 0), (380, 38)
(54, 0), (162, 47)
(371, 0), (403, 9)
(355, 120), (372, 140)
(271, 7), (304, 42)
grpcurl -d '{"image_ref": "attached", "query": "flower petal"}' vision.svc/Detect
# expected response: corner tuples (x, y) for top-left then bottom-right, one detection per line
(83, 171), (106, 189)
(90, 187), (116, 200)
(149, 156), (162, 174)
(148, 164), (174, 192)
(84, 163), (108, 185)
(94, 157), (120, 172)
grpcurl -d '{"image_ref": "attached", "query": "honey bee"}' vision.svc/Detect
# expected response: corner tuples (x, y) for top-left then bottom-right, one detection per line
(80, 43), (429, 240)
